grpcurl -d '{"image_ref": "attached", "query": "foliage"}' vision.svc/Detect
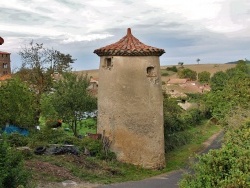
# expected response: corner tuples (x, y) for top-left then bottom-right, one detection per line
(198, 71), (210, 83)
(179, 119), (250, 188)
(83, 118), (97, 130)
(163, 95), (206, 152)
(205, 60), (250, 119)
(0, 139), (30, 188)
(161, 72), (169, 76)
(196, 58), (200, 64)
(178, 62), (184, 67)
(210, 71), (229, 91)
(41, 73), (97, 136)
(0, 78), (36, 128)
(6, 133), (29, 147)
(163, 95), (183, 133)
(180, 61), (250, 188)
(180, 109), (204, 127)
(178, 68), (197, 80)
(17, 41), (76, 123)
(166, 66), (178, 72)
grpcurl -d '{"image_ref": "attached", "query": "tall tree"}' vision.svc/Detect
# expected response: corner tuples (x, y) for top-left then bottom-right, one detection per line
(17, 41), (76, 123)
(0, 77), (36, 128)
(41, 73), (97, 136)
(196, 58), (200, 64)
(205, 61), (250, 119)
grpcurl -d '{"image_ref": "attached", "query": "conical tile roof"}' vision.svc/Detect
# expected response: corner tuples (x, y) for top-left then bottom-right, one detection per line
(94, 28), (165, 56)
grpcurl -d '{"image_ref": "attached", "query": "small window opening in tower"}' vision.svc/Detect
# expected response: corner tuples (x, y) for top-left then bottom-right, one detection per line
(147, 66), (156, 77)
(106, 58), (112, 68)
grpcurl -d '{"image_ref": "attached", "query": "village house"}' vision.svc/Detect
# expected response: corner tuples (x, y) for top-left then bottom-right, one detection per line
(0, 37), (11, 83)
(0, 51), (11, 76)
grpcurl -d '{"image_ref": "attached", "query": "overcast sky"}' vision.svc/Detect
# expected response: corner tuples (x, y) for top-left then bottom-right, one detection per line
(0, 0), (250, 70)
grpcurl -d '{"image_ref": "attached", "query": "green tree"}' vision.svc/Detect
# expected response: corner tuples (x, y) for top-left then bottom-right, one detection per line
(0, 78), (36, 128)
(0, 139), (30, 188)
(205, 61), (250, 119)
(178, 68), (197, 80)
(178, 62), (184, 68)
(198, 71), (210, 83)
(196, 58), (200, 64)
(210, 71), (228, 91)
(41, 73), (97, 136)
(18, 41), (76, 123)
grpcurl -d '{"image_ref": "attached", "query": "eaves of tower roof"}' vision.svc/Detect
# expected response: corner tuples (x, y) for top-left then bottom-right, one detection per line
(94, 28), (165, 57)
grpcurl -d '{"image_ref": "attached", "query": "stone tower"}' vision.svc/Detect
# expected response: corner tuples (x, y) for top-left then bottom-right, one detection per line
(94, 28), (165, 169)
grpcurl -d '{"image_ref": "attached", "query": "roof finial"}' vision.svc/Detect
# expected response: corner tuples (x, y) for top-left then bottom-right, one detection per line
(0, 37), (4, 45)
(127, 28), (132, 35)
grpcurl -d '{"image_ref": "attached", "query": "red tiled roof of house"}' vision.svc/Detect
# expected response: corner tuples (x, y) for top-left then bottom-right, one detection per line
(0, 51), (10, 54)
(94, 28), (165, 56)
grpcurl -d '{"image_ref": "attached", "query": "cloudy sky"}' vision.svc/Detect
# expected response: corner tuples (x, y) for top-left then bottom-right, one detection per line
(0, 0), (250, 70)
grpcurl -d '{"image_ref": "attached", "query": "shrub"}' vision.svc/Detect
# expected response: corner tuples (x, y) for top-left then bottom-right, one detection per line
(198, 71), (210, 83)
(165, 131), (191, 151)
(166, 66), (178, 72)
(161, 72), (169, 76)
(178, 68), (197, 80)
(80, 137), (102, 156)
(6, 133), (29, 147)
(0, 139), (30, 188)
(28, 128), (68, 148)
(179, 121), (250, 188)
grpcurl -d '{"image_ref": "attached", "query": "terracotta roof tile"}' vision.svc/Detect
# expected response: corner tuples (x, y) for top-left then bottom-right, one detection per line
(94, 28), (165, 56)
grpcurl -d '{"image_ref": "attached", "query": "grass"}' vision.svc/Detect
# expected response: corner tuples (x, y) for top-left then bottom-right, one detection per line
(62, 118), (97, 136)
(39, 116), (97, 136)
(164, 122), (221, 172)
(25, 120), (222, 185)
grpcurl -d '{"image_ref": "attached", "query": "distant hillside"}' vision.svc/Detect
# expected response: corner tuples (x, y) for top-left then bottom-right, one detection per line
(226, 60), (250, 64)
(226, 61), (238, 64)
(161, 64), (236, 77)
(75, 64), (236, 79)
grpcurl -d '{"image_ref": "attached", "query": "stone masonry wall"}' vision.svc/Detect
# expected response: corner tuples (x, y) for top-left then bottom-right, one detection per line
(97, 56), (165, 169)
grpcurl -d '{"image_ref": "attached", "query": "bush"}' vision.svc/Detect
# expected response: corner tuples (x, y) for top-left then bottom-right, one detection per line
(198, 71), (210, 83)
(165, 131), (191, 151)
(181, 109), (204, 127)
(161, 72), (169, 76)
(178, 68), (197, 80)
(179, 121), (250, 188)
(80, 137), (102, 156)
(6, 133), (29, 147)
(28, 128), (68, 148)
(166, 66), (178, 72)
(0, 139), (30, 188)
